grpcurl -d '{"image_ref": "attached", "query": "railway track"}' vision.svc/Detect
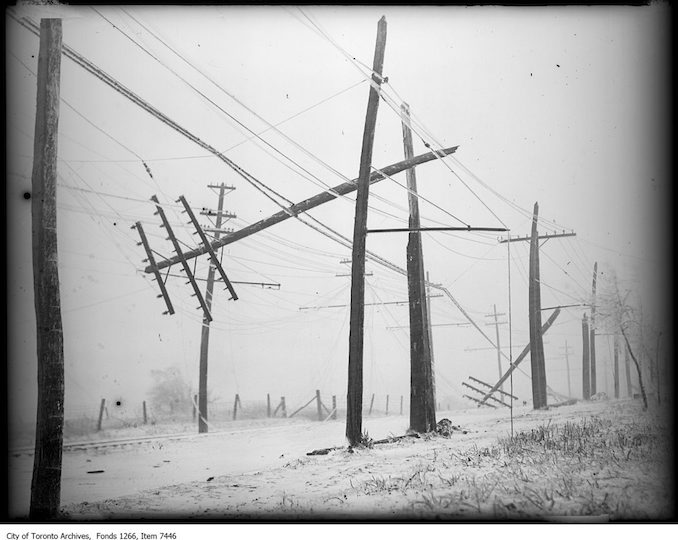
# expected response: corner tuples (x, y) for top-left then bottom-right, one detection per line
(9, 419), (326, 457)
(9, 431), (205, 456)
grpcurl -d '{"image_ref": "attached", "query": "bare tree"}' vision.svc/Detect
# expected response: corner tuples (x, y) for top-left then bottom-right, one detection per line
(595, 267), (649, 410)
(148, 367), (193, 417)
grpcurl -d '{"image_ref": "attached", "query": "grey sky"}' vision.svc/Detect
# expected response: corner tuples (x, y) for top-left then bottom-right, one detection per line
(7, 5), (671, 425)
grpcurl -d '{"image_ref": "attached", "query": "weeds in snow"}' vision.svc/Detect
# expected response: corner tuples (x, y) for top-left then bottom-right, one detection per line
(350, 413), (670, 520)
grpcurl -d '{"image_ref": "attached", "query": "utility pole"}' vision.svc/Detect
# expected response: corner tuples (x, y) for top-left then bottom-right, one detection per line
(559, 341), (573, 398)
(198, 183), (235, 433)
(30, 18), (64, 520)
(613, 335), (620, 399)
(528, 203), (546, 409)
(346, 16), (387, 447)
(624, 339), (633, 397)
(425, 271), (436, 409)
(401, 102), (435, 434)
(590, 262), (598, 395)
(485, 305), (507, 403)
(499, 204), (575, 410)
(582, 314), (591, 400)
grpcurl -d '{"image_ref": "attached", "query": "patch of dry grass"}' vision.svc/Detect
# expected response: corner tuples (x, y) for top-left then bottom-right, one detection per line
(350, 413), (672, 520)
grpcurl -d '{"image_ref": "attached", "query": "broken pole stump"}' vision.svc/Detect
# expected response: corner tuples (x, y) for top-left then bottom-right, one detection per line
(142, 401), (148, 425)
(267, 393), (271, 418)
(368, 393), (375, 415)
(332, 395), (337, 420)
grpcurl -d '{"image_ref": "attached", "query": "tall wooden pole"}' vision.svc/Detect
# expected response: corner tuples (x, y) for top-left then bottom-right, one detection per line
(198, 183), (229, 433)
(624, 340), (633, 397)
(425, 271), (436, 410)
(401, 103), (435, 433)
(582, 314), (591, 400)
(491, 304), (505, 404)
(613, 336), (620, 399)
(564, 340), (572, 398)
(528, 202), (547, 409)
(589, 262), (598, 395)
(30, 18), (64, 520)
(346, 16), (387, 447)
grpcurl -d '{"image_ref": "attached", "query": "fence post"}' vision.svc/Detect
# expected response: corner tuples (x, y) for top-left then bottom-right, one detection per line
(281, 396), (287, 418)
(332, 395), (337, 420)
(316, 389), (323, 421)
(97, 398), (106, 432)
(142, 401), (148, 425)
(193, 394), (197, 421)
(400, 395), (403, 415)
(368, 393), (375, 415)
(233, 394), (240, 421)
(267, 393), (271, 418)
(385, 395), (389, 415)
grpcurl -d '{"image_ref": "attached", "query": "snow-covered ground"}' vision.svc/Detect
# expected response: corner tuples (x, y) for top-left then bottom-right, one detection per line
(8, 398), (672, 520)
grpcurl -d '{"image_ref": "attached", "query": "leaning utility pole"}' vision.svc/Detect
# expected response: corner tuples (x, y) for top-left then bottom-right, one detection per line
(401, 102), (435, 434)
(589, 262), (598, 395)
(346, 16), (387, 447)
(582, 313), (591, 400)
(198, 183), (235, 433)
(30, 18), (64, 520)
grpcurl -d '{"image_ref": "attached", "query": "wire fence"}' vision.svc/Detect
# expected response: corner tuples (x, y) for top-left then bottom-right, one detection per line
(10, 391), (467, 449)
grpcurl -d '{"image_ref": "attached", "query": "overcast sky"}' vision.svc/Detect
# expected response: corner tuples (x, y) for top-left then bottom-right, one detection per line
(7, 4), (671, 427)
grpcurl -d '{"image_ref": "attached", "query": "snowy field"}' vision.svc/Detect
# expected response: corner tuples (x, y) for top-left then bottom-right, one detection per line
(8, 398), (673, 521)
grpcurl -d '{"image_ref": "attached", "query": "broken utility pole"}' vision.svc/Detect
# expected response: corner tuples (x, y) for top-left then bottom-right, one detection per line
(346, 16), (387, 447)
(478, 308), (561, 407)
(197, 183), (235, 433)
(30, 18), (64, 520)
(589, 261), (598, 395)
(401, 102), (436, 434)
(144, 147), (457, 274)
